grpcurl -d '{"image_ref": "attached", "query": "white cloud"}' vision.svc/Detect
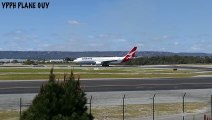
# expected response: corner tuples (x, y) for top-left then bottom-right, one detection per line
(0, 30), (45, 51)
(88, 35), (95, 39)
(151, 35), (171, 41)
(3, 30), (39, 42)
(190, 42), (212, 53)
(161, 48), (166, 50)
(136, 43), (143, 47)
(42, 44), (50, 47)
(14, 30), (22, 34)
(89, 43), (104, 47)
(162, 35), (169, 39)
(114, 39), (127, 42)
(98, 34), (108, 38)
(26, 48), (34, 51)
(191, 45), (205, 51)
(68, 20), (80, 25)
(174, 42), (179, 45)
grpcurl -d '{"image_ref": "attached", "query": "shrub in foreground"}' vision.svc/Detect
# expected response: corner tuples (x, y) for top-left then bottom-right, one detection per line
(20, 68), (93, 120)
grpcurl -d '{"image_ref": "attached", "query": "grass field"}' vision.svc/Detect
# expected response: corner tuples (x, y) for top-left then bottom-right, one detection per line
(0, 66), (211, 80)
(0, 110), (19, 120)
(92, 102), (207, 120)
(1, 102), (207, 120)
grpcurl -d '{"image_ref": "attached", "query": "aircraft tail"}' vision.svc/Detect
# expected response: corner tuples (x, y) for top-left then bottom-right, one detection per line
(121, 46), (137, 63)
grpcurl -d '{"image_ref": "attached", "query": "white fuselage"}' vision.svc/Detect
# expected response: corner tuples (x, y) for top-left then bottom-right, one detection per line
(73, 57), (124, 65)
(73, 46), (137, 66)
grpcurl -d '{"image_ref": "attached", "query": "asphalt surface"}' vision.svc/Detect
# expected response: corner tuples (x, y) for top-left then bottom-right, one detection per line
(0, 77), (212, 94)
(144, 65), (212, 71)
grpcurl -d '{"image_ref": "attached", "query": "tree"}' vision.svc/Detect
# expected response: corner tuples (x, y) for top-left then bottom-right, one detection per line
(20, 68), (93, 120)
(23, 59), (35, 65)
(124, 56), (212, 65)
(64, 57), (71, 62)
(11, 60), (18, 63)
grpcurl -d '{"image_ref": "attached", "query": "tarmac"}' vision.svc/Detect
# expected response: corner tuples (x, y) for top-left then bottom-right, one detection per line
(0, 77), (212, 94)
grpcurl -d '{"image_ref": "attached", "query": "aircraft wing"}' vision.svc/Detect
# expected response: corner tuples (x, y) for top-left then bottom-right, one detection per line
(96, 60), (118, 66)
(102, 60), (117, 64)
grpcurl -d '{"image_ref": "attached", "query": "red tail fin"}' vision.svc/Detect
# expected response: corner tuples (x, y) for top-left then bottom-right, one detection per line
(122, 47), (137, 63)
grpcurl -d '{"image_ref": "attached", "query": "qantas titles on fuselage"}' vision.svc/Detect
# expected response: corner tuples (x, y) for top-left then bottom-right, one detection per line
(73, 47), (137, 66)
(82, 57), (92, 60)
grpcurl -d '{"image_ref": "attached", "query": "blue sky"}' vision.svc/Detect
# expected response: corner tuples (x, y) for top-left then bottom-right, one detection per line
(0, 0), (212, 53)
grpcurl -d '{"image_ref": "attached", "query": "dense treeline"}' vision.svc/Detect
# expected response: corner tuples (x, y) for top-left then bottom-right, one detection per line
(125, 56), (212, 65)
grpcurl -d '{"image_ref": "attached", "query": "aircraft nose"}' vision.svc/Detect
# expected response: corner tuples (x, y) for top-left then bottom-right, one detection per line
(73, 59), (78, 63)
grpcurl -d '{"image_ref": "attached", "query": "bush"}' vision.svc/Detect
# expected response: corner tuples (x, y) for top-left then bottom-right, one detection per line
(20, 68), (93, 120)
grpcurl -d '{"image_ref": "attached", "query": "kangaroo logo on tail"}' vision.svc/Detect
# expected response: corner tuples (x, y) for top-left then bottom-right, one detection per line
(122, 47), (137, 63)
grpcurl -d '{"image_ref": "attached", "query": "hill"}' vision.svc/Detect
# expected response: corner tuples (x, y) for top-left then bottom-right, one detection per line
(0, 51), (211, 59)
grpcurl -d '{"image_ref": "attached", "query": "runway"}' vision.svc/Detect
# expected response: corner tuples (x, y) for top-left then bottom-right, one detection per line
(0, 77), (212, 94)
(142, 65), (212, 71)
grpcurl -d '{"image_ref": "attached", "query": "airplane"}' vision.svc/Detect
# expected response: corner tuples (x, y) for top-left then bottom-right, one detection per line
(73, 46), (137, 66)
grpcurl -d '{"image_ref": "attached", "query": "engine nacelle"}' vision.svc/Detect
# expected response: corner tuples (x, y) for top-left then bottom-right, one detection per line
(95, 61), (102, 65)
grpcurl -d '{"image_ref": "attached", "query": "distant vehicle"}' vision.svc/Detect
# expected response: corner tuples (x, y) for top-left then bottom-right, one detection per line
(73, 47), (137, 66)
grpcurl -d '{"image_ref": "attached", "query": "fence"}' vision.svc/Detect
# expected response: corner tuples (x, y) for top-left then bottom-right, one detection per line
(204, 114), (212, 120)
(13, 91), (212, 120)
